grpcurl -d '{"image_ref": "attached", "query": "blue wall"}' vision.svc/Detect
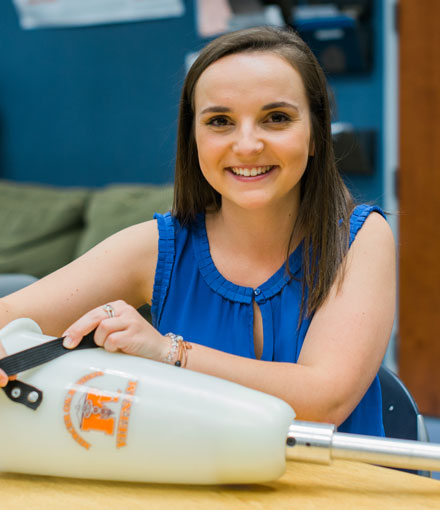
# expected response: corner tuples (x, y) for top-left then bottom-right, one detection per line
(0, 0), (384, 203)
(0, 1), (200, 186)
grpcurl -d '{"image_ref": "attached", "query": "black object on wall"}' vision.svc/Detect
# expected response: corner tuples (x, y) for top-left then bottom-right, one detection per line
(294, 0), (374, 75)
(222, 1), (374, 75)
(332, 124), (376, 176)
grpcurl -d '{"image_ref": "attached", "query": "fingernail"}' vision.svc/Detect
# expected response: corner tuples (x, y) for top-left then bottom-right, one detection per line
(63, 336), (74, 348)
(0, 372), (8, 387)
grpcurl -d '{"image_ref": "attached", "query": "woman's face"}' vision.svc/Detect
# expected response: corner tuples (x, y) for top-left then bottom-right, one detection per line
(194, 51), (313, 214)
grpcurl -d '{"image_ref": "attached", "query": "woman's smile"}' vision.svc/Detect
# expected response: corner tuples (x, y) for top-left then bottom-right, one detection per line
(228, 165), (275, 177)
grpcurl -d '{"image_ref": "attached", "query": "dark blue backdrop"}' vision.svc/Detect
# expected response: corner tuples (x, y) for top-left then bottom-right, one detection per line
(0, 0), (384, 203)
(0, 1), (201, 186)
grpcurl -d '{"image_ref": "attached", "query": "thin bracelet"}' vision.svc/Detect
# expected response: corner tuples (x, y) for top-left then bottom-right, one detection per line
(175, 340), (192, 368)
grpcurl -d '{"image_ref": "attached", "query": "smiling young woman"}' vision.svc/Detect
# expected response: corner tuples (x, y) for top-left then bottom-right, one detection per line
(0, 27), (395, 437)
(194, 52), (312, 218)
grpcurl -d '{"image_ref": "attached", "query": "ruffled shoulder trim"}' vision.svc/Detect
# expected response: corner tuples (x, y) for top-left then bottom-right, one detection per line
(349, 204), (386, 246)
(151, 212), (176, 326)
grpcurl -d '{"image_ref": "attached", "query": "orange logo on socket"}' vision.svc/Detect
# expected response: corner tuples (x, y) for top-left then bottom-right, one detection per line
(63, 371), (138, 450)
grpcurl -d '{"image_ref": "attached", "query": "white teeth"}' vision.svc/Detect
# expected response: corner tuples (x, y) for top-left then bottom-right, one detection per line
(230, 165), (272, 176)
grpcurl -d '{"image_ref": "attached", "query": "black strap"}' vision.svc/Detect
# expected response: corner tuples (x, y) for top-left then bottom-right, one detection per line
(2, 379), (43, 410)
(0, 331), (98, 410)
(0, 331), (97, 376)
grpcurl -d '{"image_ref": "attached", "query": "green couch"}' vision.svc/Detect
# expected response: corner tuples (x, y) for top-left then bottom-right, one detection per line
(0, 180), (174, 279)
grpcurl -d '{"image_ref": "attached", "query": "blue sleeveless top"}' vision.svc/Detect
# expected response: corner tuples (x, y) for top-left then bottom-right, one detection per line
(152, 204), (385, 436)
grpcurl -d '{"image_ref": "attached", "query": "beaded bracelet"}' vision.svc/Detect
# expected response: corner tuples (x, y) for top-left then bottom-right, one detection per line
(164, 333), (181, 364)
(164, 333), (192, 368)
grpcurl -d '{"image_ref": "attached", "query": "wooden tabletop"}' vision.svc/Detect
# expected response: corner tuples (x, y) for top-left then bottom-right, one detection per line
(1, 459), (439, 509)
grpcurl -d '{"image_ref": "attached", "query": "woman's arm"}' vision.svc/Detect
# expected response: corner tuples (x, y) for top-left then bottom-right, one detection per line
(0, 220), (159, 383)
(60, 212), (395, 426)
(0, 220), (159, 334)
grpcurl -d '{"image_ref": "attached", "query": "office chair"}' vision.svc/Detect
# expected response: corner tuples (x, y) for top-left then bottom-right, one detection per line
(378, 365), (431, 476)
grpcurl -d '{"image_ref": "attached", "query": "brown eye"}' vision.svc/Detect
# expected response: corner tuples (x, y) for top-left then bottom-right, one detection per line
(267, 112), (291, 123)
(207, 116), (231, 127)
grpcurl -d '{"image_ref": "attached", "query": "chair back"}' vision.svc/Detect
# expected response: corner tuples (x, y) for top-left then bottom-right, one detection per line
(378, 365), (431, 476)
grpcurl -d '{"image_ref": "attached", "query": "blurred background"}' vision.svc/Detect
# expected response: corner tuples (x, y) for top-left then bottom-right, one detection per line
(0, 0), (439, 451)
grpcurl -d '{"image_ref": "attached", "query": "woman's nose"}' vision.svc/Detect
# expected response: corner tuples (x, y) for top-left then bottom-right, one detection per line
(232, 127), (264, 156)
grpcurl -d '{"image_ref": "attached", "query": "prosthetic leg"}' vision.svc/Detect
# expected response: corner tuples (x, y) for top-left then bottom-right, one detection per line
(1, 318), (440, 484)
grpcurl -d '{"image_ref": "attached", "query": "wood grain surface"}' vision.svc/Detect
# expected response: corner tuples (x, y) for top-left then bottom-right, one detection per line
(1, 459), (439, 509)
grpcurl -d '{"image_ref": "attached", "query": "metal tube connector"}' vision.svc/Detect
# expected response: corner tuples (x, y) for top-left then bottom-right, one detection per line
(286, 421), (440, 473)
(286, 421), (335, 464)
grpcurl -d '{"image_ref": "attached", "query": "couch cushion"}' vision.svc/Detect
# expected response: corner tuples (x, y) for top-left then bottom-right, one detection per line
(75, 184), (174, 257)
(0, 180), (90, 278)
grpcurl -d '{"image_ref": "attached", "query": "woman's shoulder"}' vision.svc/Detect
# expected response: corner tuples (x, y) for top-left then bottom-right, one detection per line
(91, 219), (160, 287)
(101, 219), (160, 305)
(348, 205), (394, 260)
(105, 218), (159, 250)
(349, 204), (391, 246)
(153, 210), (201, 245)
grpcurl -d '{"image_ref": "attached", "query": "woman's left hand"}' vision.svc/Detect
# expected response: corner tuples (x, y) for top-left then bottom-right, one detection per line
(62, 300), (169, 362)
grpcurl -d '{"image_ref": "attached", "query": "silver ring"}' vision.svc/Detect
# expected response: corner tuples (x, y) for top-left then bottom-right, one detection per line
(103, 304), (115, 319)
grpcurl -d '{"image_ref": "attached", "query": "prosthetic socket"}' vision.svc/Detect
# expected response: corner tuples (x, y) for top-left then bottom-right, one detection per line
(0, 318), (294, 484)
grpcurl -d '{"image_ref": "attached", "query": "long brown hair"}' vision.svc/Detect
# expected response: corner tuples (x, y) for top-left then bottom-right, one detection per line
(173, 26), (354, 316)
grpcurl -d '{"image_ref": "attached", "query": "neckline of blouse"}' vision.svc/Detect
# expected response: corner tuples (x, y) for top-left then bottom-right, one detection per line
(191, 213), (303, 304)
